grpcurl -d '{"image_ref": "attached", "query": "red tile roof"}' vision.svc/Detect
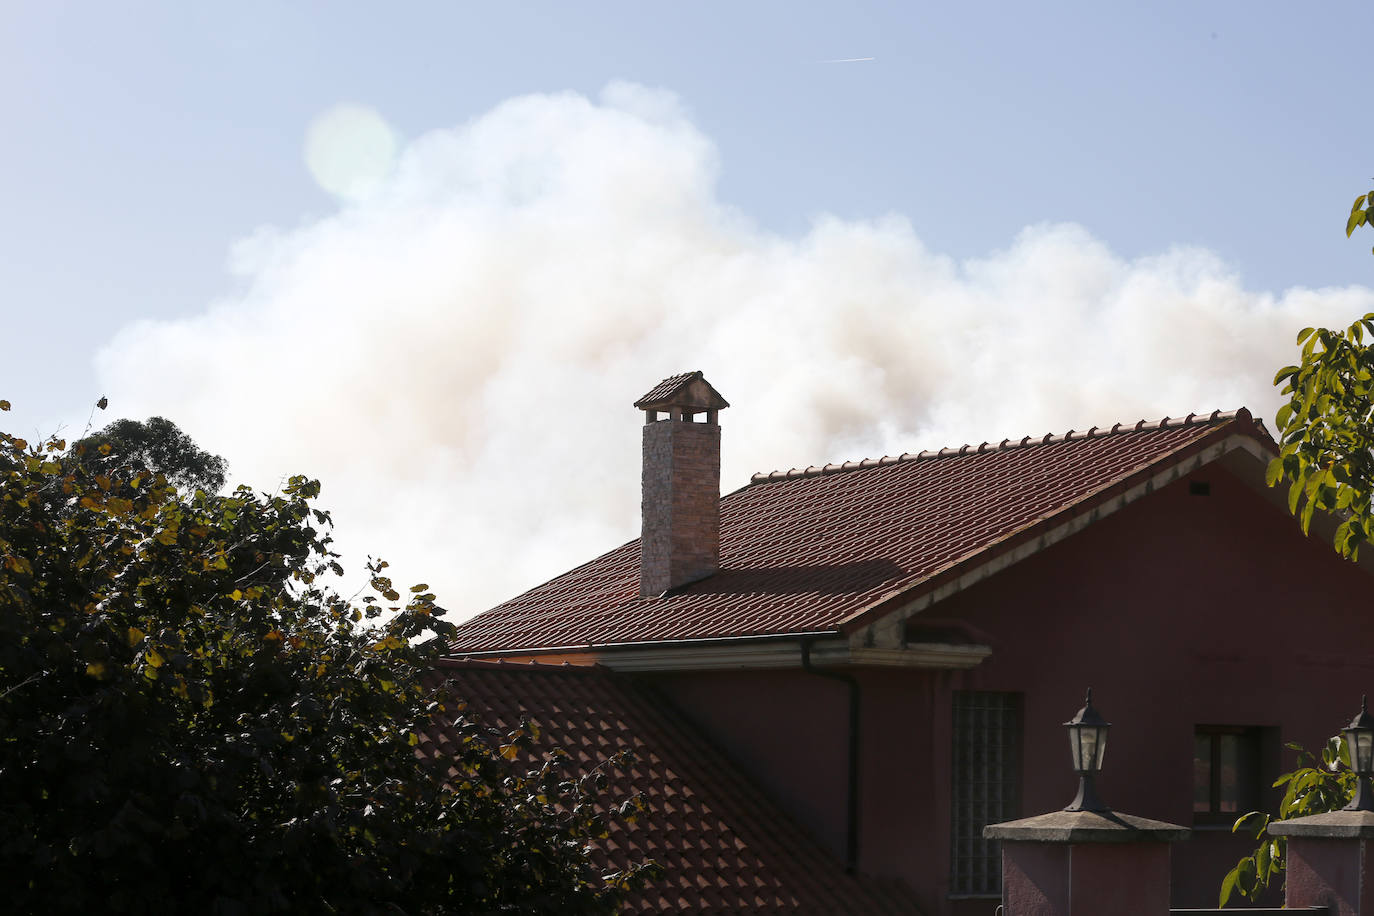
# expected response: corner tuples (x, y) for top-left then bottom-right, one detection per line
(449, 409), (1272, 654)
(425, 660), (921, 914)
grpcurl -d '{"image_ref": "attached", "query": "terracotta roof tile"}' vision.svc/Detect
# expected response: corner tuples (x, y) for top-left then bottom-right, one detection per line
(426, 660), (921, 914)
(634, 371), (701, 407)
(450, 409), (1271, 653)
(633, 370), (729, 411)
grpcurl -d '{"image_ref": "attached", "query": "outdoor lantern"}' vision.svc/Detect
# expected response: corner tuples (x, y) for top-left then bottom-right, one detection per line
(1063, 688), (1112, 812)
(1343, 695), (1374, 812)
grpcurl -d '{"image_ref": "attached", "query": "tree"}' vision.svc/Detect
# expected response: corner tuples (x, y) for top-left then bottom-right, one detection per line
(1268, 187), (1374, 559)
(0, 400), (646, 915)
(1220, 188), (1374, 905)
(75, 415), (228, 494)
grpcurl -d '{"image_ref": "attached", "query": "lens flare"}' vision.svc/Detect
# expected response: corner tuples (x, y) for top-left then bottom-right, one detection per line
(304, 103), (398, 201)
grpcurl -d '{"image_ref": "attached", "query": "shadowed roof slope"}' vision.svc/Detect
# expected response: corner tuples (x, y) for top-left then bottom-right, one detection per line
(425, 660), (921, 914)
(449, 409), (1272, 654)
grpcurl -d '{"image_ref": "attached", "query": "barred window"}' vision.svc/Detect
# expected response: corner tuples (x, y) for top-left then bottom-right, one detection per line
(950, 691), (1022, 897)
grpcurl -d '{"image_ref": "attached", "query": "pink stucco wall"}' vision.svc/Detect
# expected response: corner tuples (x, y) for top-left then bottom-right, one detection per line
(649, 668), (854, 860)
(651, 465), (1374, 914)
(1285, 836), (1374, 915)
(1000, 842), (1171, 915)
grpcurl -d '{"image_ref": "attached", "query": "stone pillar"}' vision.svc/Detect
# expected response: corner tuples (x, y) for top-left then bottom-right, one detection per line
(1269, 809), (1374, 915)
(984, 809), (1188, 915)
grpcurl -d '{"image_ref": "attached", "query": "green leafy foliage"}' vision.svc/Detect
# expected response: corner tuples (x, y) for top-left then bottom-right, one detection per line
(0, 406), (646, 914)
(1269, 316), (1374, 558)
(1219, 737), (1354, 907)
(1268, 189), (1374, 557)
(1349, 188), (1374, 255)
(1269, 189), (1374, 554)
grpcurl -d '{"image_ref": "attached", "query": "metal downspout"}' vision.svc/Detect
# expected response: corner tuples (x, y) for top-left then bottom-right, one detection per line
(800, 638), (860, 873)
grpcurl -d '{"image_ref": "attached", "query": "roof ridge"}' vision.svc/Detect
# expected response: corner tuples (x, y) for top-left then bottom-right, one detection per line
(748, 407), (1256, 485)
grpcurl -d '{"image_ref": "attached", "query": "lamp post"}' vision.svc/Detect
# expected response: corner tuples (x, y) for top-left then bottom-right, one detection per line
(1063, 688), (1112, 812)
(1343, 695), (1374, 812)
(986, 687), (1187, 915)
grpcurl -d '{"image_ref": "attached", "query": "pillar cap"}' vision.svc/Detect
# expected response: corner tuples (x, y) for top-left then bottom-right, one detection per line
(984, 809), (1190, 844)
(1268, 809), (1374, 838)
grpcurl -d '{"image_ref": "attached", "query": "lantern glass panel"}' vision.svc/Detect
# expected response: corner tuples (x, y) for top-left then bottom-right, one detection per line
(1069, 725), (1107, 772)
(1347, 727), (1374, 774)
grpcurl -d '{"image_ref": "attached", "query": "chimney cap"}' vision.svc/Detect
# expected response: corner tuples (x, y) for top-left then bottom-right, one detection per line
(634, 371), (730, 413)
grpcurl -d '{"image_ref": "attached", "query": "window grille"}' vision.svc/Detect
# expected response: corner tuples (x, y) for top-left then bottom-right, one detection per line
(950, 691), (1022, 897)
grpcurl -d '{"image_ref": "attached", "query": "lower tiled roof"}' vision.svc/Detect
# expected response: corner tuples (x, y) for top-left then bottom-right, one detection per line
(425, 660), (921, 914)
(449, 409), (1271, 653)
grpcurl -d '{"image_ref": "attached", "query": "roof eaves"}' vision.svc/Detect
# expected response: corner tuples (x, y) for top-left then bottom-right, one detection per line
(447, 627), (845, 661)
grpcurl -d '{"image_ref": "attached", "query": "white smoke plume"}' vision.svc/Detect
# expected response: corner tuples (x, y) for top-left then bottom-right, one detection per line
(96, 82), (1374, 618)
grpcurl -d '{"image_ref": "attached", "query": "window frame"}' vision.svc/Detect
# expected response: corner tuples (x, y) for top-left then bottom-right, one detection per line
(1192, 724), (1264, 826)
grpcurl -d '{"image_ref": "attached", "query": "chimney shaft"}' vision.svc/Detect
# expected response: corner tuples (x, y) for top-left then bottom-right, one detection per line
(634, 372), (729, 597)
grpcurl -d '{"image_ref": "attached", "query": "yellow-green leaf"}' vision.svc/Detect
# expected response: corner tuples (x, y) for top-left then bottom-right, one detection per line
(1264, 457), (1283, 487)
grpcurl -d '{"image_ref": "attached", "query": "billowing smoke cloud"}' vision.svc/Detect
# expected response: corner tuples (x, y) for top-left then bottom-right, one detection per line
(97, 82), (1374, 618)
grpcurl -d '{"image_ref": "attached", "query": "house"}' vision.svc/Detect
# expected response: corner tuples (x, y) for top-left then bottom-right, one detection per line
(445, 371), (1374, 914)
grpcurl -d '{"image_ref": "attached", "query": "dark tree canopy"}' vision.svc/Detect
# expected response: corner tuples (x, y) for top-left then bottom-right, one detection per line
(0, 400), (645, 915)
(76, 415), (228, 494)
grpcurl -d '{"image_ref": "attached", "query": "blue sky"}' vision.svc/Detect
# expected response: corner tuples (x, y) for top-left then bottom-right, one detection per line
(4, 2), (1373, 613)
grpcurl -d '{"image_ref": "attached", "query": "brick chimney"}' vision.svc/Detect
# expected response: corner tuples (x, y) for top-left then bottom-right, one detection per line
(634, 371), (729, 597)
